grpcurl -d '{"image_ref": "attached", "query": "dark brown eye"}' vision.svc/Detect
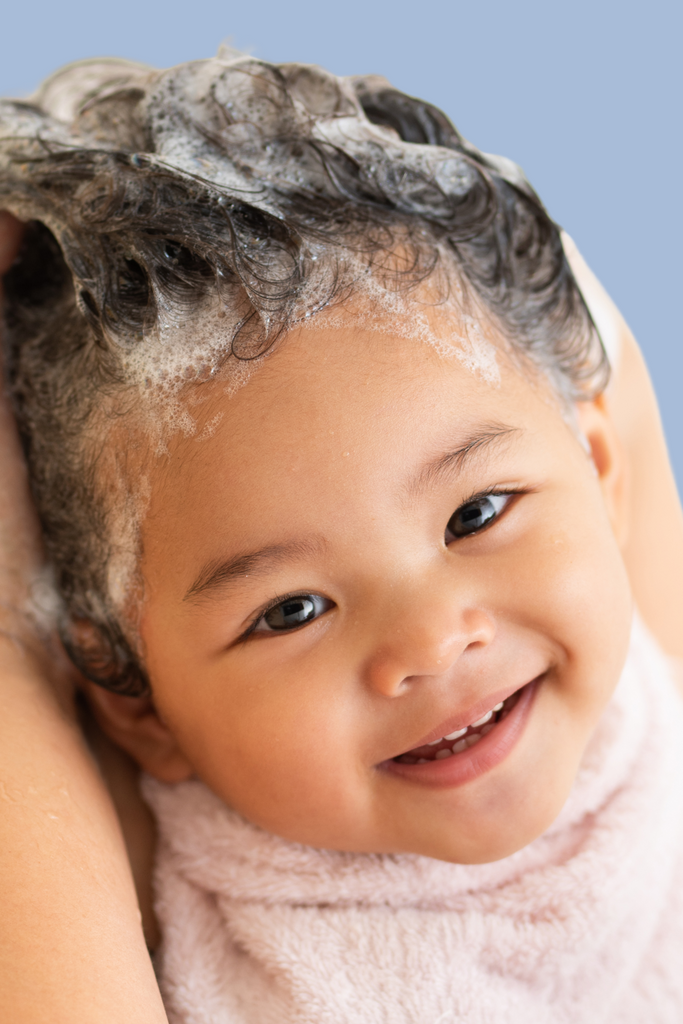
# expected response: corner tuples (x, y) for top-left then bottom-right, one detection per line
(258, 594), (331, 632)
(446, 494), (511, 539)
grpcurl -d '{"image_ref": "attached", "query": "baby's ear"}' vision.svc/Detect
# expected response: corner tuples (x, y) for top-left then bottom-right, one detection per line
(575, 394), (629, 547)
(81, 679), (193, 783)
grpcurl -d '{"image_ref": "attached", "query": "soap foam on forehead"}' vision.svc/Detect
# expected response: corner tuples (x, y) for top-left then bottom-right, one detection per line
(311, 256), (501, 386)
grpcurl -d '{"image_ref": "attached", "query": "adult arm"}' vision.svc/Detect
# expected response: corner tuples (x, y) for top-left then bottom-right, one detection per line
(0, 211), (167, 1024)
(564, 234), (683, 658)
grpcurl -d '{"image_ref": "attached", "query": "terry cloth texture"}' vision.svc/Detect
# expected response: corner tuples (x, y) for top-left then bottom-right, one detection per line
(143, 619), (683, 1023)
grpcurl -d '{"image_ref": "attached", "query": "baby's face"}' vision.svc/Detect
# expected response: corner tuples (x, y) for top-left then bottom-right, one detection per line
(136, 310), (632, 863)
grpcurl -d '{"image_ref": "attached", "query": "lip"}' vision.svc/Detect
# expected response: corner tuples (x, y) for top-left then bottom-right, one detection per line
(404, 678), (533, 751)
(380, 676), (540, 789)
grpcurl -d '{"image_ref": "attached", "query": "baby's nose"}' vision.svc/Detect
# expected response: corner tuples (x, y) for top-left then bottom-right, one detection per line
(362, 598), (496, 699)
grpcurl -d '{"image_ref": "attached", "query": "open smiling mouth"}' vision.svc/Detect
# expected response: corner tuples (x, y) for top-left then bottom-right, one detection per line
(392, 687), (525, 765)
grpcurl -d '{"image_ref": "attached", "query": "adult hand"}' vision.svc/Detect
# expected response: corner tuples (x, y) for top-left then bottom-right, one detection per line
(0, 213), (49, 645)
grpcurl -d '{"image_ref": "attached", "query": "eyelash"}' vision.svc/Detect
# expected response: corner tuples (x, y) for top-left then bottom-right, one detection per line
(239, 488), (523, 641)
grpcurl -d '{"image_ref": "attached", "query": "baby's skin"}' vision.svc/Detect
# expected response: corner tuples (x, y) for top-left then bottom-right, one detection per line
(86, 294), (632, 865)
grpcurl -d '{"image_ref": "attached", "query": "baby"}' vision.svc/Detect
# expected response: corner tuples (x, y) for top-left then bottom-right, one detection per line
(2, 49), (683, 1023)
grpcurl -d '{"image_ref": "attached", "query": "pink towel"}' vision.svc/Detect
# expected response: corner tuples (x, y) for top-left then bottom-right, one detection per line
(143, 619), (683, 1023)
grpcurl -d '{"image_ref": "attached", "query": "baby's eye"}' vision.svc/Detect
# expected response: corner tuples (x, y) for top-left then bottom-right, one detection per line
(252, 594), (332, 634)
(446, 493), (512, 540)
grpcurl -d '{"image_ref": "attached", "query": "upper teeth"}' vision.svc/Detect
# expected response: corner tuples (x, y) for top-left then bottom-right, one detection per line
(444, 727), (468, 742)
(426, 701), (505, 746)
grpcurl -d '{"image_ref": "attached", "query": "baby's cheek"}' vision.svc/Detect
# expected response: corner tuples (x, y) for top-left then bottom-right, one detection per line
(528, 519), (631, 719)
(538, 484), (628, 613)
(178, 664), (359, 836)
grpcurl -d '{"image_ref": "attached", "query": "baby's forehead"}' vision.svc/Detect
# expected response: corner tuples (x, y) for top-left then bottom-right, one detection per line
(148, 309), (549, 493)
(142, 292), (554, 473)
(118, 282), (566, 536)
(308, 278), (505, 384)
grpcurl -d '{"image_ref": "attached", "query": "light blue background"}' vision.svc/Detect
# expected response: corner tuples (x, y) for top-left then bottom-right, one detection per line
(2, 0), (681, 483)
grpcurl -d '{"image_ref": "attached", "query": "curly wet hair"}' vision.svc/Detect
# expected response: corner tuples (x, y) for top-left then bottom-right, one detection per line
(0, 51), (607, 695)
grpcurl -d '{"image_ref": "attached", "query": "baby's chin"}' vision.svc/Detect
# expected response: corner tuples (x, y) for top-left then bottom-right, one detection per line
(269, 785), (575, 867)
(306, 803), (568, 865)
(378, 740), (588, 865)
(388, 794), (570, 865)
(416, 804), (566, 865)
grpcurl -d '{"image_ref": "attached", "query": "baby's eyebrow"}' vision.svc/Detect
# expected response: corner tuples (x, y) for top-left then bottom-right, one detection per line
(408, 423), (521, 496)
(184, 539), (327, 603)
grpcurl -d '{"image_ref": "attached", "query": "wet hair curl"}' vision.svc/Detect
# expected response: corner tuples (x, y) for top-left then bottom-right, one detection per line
(0, 51), (607, 695)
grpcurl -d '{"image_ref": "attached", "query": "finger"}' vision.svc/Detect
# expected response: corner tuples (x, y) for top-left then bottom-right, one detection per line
(561, 231), (630, 374)
(0, 212), (25, 277)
